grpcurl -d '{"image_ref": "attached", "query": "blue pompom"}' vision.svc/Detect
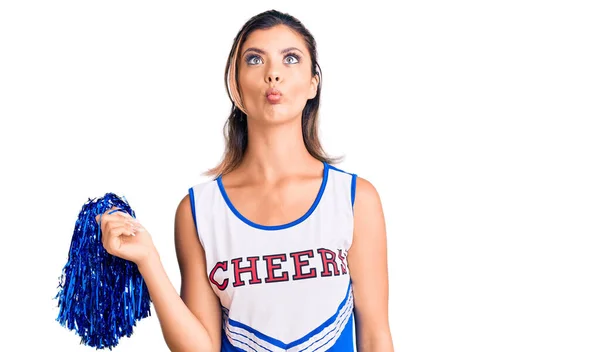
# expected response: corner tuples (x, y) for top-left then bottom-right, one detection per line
(54, 193), (152, 350)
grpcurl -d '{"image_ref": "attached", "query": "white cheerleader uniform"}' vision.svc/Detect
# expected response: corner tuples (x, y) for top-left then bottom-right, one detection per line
(188, 161), (357, 351)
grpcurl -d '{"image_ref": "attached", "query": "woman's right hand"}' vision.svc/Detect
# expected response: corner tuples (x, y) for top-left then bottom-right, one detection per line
(95, 206), (157, 266)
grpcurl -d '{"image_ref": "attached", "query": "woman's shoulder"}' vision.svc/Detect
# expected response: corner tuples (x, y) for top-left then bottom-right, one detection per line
(354, 176), (379, 201)
(187, 179), (219, 199)
(352, 175), (384, 236)
(179, 179), (219, 219)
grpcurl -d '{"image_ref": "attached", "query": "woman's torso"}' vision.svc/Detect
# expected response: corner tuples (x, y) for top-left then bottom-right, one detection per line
(189, 161), (358, 352)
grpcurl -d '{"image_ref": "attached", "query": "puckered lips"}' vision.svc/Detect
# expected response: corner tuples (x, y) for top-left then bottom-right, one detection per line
(265, 87), (282, 104)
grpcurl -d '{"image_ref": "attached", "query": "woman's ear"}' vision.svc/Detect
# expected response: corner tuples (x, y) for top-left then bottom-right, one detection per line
(309, 73), (319, 99)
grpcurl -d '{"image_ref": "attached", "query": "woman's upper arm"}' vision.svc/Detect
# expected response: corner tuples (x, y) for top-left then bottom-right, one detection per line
(174, 194), (222, 350)
(348, 176), (394, 351)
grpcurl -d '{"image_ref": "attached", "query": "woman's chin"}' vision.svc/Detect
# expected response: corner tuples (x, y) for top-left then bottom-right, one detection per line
(254, 107), (297, 124)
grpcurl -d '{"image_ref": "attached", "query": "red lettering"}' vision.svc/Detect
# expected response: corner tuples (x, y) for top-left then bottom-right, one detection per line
(290, 250), (317, 280)
(263, 254), (289, 283)
(231, 256), (262, 287)
(338, 249), (348, 275)
(209, 261), (229, 291)
(318, 248), (340, 277)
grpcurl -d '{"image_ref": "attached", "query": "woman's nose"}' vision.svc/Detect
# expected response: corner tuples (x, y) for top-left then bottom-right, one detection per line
(265, 72), (280, 83)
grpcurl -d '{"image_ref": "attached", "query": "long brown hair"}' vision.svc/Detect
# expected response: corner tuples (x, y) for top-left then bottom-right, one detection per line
(203, 9), (343, 178)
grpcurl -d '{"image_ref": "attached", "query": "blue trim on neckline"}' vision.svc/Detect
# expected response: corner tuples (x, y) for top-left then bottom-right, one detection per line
(217, 161), (329, 231)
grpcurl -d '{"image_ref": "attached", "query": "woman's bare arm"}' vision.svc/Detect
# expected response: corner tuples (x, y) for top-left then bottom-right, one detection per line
(348, 177), (395, 351)
(136, 194), (222, 352)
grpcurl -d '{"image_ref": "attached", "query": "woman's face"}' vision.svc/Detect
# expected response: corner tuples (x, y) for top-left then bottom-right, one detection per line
(237, 24), (318, 124)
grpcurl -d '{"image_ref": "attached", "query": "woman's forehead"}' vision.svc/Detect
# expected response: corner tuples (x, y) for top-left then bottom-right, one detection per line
(241, 25), (306, 53)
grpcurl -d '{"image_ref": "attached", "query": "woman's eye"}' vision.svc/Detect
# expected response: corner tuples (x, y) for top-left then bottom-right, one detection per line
(285, 54), (299, 64)
(247, 55), (262, 65)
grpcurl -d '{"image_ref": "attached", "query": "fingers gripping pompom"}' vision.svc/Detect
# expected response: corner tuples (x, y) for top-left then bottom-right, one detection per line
(54, 193), (152, 350)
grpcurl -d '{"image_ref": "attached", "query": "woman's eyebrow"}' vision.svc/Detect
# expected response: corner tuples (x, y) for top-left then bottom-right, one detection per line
(242, 47), (304, 56)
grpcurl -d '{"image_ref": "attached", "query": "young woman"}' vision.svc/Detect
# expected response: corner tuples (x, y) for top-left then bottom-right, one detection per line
(97, 10), (393, 352)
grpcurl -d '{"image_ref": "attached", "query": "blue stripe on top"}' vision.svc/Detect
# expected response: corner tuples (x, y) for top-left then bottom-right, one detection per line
(322, 164), (357, 212)
(188, 187), (198, 229)
(223, 279), (353, 350)
(222, 313), (355, 352)
(351, 173), (357, 209)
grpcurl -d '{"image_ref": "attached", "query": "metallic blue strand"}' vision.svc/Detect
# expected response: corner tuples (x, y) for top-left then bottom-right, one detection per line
(54, 193), (152, 350)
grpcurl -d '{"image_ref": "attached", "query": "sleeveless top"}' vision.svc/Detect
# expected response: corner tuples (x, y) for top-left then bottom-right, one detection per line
(188, 161), (358, 352)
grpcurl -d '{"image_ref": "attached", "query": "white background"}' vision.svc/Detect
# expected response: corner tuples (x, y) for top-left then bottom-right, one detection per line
(1, 0), (599, 351)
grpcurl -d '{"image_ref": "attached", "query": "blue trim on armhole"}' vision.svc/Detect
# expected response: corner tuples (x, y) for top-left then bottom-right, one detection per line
(351, 173), (357, 212)
(326, 164), (357, 213)
(188, 187), (198, 230)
